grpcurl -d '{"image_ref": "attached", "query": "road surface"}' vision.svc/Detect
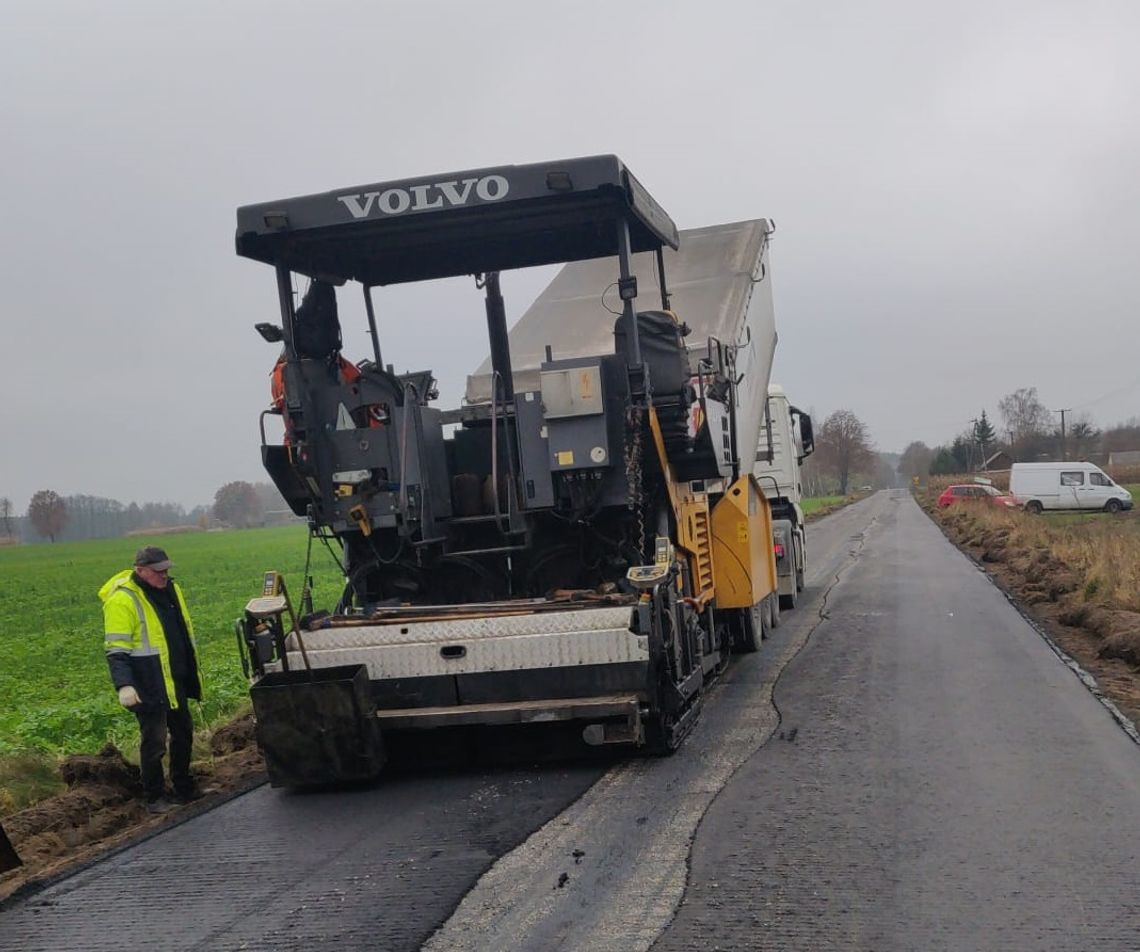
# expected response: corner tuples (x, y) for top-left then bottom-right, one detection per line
(2, 491), (1137, 950)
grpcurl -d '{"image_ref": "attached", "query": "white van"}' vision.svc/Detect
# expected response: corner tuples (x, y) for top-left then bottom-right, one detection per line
(1009, 462), (1133, 513)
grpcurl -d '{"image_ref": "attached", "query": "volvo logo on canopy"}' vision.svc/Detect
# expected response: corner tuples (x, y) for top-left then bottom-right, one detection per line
(337, 175), (510, 219)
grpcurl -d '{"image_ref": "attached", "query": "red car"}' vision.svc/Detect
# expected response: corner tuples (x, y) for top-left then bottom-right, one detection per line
(937, 484), (1021, 509)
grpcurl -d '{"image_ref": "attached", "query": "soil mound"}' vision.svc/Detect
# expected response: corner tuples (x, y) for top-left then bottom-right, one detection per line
(210, 713), (256, 756)
(1099, 610), (1140, 667)
(59, 743), (142, 794)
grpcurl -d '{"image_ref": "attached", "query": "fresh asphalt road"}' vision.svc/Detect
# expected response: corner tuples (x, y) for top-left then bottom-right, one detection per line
(2, 492), (1137, 950)
(655, 491), (1140, 951)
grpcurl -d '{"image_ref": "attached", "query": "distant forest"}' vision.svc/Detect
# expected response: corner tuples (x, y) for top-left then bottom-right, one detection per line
(1, 482), (292, 544)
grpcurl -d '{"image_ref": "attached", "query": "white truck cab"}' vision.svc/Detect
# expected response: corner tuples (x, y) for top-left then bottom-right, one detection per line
(755, 385), (814, 610)
(1010, 461), (1133, 513)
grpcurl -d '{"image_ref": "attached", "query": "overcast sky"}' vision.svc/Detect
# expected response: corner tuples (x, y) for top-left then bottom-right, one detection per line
(2, 0), (1139, 512)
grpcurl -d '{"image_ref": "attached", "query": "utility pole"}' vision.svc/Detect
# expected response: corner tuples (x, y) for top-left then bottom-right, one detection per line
(1053, 408), (1072, 461)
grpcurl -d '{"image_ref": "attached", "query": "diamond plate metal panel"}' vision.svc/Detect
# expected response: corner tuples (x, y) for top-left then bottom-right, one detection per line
(287, 605), (635, 650)
(276, 626), (649, 679)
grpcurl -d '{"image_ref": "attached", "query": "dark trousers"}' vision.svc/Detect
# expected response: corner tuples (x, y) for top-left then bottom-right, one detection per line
(134, 702), (194, 800)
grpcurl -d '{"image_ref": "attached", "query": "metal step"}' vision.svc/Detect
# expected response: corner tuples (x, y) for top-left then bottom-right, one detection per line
(376, 693), (641, 730)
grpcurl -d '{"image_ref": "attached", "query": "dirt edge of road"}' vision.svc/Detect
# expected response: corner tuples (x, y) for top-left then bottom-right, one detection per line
(923, 501), (1140, 738)
(0, 716), (265, 905)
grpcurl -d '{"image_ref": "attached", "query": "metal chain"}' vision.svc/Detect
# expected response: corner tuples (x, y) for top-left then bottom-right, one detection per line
(624, 402), (646, 558)
(299, 523), (315, 616)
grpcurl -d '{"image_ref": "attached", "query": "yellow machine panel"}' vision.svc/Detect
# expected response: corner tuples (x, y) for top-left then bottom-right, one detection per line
(710, 475), (778, 609)
(677, 496), (715, 598)
(647, 407), (716, 603)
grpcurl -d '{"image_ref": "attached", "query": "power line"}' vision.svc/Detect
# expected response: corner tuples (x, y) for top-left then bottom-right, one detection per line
(1070, 374), (1140, 412)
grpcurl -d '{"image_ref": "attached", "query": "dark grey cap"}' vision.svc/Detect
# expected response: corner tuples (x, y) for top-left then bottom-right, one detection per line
(134, 546), (172, 571)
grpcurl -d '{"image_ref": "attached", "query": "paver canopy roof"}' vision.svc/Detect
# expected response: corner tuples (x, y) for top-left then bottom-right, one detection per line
(236, 155), (678, 286)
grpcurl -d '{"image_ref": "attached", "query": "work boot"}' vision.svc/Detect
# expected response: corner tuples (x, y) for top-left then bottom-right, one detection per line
(172, 779), (216, 802)
(146, 797), (178, 815)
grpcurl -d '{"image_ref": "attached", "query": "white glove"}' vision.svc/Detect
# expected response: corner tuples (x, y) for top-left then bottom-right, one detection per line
(118, 685), (141, 708)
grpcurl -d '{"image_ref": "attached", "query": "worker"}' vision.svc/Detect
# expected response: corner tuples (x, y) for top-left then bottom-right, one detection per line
(270, 352), (363, 415)
(99, 546), (204, 815)
(270, 279), (386, 432)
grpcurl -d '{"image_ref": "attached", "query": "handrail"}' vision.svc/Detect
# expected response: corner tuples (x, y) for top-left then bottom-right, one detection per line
(258, 408), (279, 446)
(398, 384), (415, 527)
(488, 371), (511, 536)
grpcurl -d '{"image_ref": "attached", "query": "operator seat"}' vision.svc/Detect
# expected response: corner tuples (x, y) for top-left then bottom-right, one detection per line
(614, 310), (694, 455)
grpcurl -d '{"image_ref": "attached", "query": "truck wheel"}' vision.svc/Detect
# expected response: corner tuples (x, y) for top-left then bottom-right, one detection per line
(796, 567), (805, 593)
(769, 593), (781, 629)
(1025, 500), (1043, 515)
(760, 598), (773, 641)
(1105, 499), (1123, 513)
(739, 603), (763, 653)
(780, 585), (797, 612)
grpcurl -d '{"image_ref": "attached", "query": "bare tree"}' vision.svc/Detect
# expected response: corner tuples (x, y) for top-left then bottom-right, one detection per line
(998, 387), (1052, 457)
(27, 490), (68, 543)
(1102, 418), (1140, 455)
(816, 409), (875, 495)
(873, 454), (898, 489)
(1067, 415), (1100, 460)
(252, 481), (289, 513)
(898, 441), (934, 482)
(213, 481), (265, 528)
(0, 497), (12, 538)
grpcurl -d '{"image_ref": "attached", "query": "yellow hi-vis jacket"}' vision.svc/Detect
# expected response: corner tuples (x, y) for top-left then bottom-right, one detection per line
(99, 570), (202, 710)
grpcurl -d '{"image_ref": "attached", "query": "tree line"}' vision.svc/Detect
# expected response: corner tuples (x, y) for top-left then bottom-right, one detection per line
(0, 481), (294, 544)
(898, 386), (1140, 479)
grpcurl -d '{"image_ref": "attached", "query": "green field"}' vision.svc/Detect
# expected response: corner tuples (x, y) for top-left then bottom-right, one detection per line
(1036, 484), (1140, 526)
(801, 495), (845, 516)
(0, 527), (344, 760)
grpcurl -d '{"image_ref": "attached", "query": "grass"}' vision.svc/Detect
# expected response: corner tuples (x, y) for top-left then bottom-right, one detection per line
(801, 495), (846, 516)
(0, 527), (344, 763)
(0, 751), (65, 814)
(939, 503), (1140, 616)
(923, 475), (1140, 613)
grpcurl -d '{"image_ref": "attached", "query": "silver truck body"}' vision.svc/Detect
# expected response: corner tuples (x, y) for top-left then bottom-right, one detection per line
(467, 219), (776, 463)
